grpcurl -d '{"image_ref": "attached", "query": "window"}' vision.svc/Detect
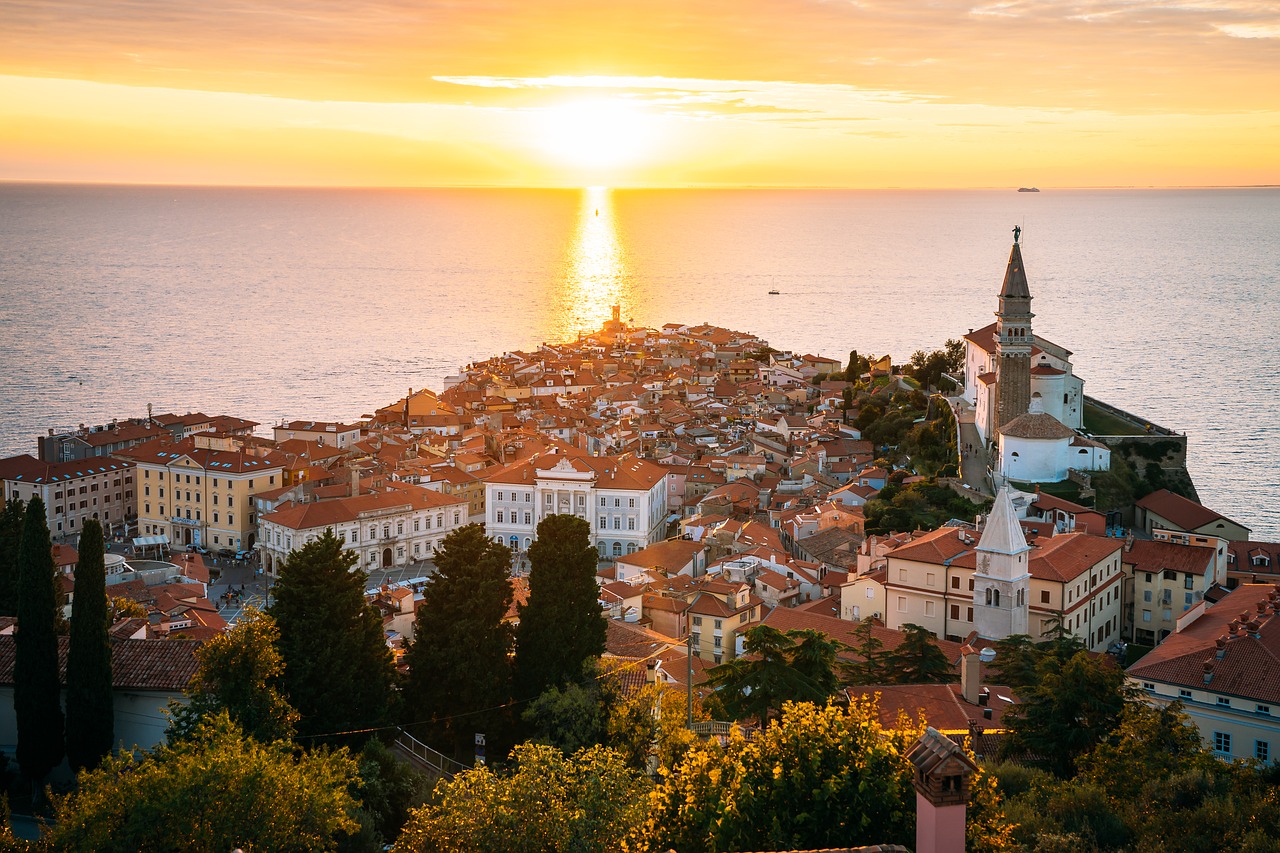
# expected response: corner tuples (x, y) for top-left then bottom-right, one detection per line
(1258, 705), (1272, 716)
(599, 516), (606, 529)
(525, 493), (531, 503)
(951, 576), (960, 589)
(599, 497), (606, 506)
(898, 568), (908, 582)
(227, 514), (234, 525)
(926, 572), (936, 587)
(1142, 682), (1155, 690)
(351, 530), (358, 543)
(612, 542), (622, 556)
(628, 517), (636, 530)
(436, 514), (443, 527)
(896, 596), (907, 613)
(950, 604), (960, 619)
(1041, 590), (1051, 604)
(1144, 590), (1153, 602)
(1213, 731), (1232, 755)
(925, 601), (935, 617)
(613, 517), (621, 529)
(614, 498), (620, 507)
(497, 511), (504, 523)
(524, 512), (532, 525)
(628, 498), (635, 508)
(1218, 697), (1231, 707)
(1179, 688), (1193, 699)
(1164, 569), (1177, 581)
(1185, 575), (1194, 590)
(497, 491), (504, 501)
(397, 521), (404, 535)
(1258, 741), (1270, 762)
(414, 519), (420, 532)
(714, 636), (722, 648)
(1185, 592), (1193, 606)
(693, 616), (702, 626)
(714, 619), (722, 630)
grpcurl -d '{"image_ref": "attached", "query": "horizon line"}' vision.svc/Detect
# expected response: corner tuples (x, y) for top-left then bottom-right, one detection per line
(2, 178), (1278, 192)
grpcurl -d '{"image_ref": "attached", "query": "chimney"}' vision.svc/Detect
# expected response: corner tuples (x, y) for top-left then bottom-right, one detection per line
(350, 466), (360, 497)
(960, 646), (981, 705)
(1203, 660), (1214, 684)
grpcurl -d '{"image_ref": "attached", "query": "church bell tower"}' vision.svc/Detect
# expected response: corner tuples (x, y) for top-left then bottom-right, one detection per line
(973, 485), (1031, 641)
(995, 228), (1034, 432)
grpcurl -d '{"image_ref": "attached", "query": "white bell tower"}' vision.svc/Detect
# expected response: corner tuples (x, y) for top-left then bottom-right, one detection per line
(973, 486), (1031, 640)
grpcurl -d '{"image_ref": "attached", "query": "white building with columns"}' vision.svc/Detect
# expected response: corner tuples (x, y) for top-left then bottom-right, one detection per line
(483, 449), (669, 559)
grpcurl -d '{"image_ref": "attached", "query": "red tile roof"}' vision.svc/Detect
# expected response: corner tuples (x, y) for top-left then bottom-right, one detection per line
(0, 634), (200, 691)
(1128, 584), (1280, 703)
(1123, 539), (1216, 577)
(1137, 489), (1243, 532)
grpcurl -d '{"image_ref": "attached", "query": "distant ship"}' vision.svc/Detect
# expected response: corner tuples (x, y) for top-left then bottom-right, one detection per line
(768, 289), (781, 295)
(1018, 187), (1040, 192)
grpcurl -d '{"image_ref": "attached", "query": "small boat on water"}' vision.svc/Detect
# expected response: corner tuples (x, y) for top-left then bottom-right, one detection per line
(1018, 187), (1040, 192)
(768, 289), (781, 295)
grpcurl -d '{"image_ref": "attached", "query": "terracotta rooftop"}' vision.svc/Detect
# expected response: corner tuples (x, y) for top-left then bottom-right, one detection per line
(997, 411), (1076, 440)
(0, 634), (200, 691)
(1137, 489), (1244, 533)
(1124, 539), (1217, 577)
(1128, 584), (1280, 703)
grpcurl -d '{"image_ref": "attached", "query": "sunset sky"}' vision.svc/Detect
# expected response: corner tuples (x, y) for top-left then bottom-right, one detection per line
(2, 0), (1278, 187)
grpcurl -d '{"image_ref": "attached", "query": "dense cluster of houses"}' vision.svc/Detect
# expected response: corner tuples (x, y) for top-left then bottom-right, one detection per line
(2, 298), (1277, 766)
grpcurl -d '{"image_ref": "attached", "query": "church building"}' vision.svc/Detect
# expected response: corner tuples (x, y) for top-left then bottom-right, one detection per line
(961, 232), (1109, 484)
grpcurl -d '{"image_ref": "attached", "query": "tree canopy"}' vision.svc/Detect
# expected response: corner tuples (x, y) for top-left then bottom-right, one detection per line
(403, 524), (513, 760)
(271, 528), (396, 745)
(45, 712), (361, 853)
(881, 623), (955, 684)
(0, 497), (25, 617)
(704, 625), (842, 726)
(14, 497), (64, 785)
(168, 607), (298, 744)
(64, 517), (113, 772)
(638, 700), (919, 853)
(396, 742), (648, 853)
(514, 514), (606, 701)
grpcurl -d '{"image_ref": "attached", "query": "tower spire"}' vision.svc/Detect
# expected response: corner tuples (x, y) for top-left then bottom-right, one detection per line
(994, 234), (1034, 431)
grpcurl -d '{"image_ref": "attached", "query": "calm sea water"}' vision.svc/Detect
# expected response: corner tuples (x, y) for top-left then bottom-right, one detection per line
(1, 184), (1277, 538)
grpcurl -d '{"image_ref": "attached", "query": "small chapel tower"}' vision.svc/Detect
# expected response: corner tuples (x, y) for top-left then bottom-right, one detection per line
(994, 228), (1035, 432)
(973, 485), (1031, 640)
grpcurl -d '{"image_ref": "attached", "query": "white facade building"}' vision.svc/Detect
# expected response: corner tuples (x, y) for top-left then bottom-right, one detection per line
(484, 449), (669, 558)
(258, 485), (468, 575)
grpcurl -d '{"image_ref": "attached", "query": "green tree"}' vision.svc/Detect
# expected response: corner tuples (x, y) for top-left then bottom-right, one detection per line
(168, 607), (299, 744)
(704, 625), (840, 726)
(45, 712), (360, 853)
(395, 743), (648, 853)
(14, 497), (64, 788)
(523, 678), (608, 755)
(342, 738), (433, 853)
(846, 350), (864, 382)
(0, 498), (24, 617)
(1002, 651), (1130, 776)
(514, 514), (606, 701)
(271, 529), (396, 745)
(881, 623), (953, 684)
(403, 524), (512, 760)
(1076, 701), (1209, 799)
(64, 518), (114, 772)
(840, 619), (888, 685)
(638, 700), (919, 853)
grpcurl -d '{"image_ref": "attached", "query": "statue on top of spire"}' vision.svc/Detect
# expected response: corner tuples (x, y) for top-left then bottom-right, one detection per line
(1012, 225), (1021, 244)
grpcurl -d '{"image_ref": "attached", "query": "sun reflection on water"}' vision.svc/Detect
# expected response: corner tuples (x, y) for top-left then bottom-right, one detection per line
(556, 186), (628, 343)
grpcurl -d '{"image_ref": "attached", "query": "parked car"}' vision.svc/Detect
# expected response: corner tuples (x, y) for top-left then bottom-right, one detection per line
(186, 545), (210, 555)
(234, 549), (254, 561)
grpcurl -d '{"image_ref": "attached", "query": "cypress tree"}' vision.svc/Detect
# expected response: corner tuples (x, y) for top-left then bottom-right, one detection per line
(65, 518), (115, 771)
(514, 514), (606, 701)
(0, 498), (25, 617)
(404, 524), (513, 759)
(270, 528), (396, 746)
(14, 496), (65, 784)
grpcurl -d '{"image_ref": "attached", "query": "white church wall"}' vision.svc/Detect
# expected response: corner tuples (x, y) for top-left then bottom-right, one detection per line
(1000, 434), (1069, 483)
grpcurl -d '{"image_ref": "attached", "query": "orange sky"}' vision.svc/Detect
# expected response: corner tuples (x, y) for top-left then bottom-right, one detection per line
(2, 0), (1278, 187)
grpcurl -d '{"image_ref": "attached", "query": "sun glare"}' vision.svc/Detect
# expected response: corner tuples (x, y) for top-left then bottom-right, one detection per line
(536, 99), (659, 171)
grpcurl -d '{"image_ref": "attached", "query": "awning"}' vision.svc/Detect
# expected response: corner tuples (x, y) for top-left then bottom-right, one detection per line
(132, 535), (170, 547)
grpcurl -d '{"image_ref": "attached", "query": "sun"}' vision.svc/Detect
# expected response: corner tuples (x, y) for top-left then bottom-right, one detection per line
(536, 98), (659, 170)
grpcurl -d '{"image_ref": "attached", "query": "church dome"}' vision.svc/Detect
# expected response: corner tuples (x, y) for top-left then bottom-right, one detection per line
(997, 411), (1075, 440)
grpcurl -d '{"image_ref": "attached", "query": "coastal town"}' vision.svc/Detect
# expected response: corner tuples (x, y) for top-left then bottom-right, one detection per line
(3, 237), (1279, 851)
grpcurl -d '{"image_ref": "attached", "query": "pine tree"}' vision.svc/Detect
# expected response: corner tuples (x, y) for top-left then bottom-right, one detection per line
(514, 514), (606, 701)
(0, 498), (25, 617)
(404, 524), (513, 759)
(270, 528), (396, 745)
(882, 623), (954, 684)
(65, 518), (114, 772)
(14, 496), (65, 785)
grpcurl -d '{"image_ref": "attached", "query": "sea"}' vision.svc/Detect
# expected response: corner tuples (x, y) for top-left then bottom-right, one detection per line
(1, 184), (1277, 539)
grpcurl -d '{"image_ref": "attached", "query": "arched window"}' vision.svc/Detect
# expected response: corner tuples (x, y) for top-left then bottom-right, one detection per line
(612, 541), (622, 556)
(993, 589), (1000, 606)
(985, 588), (992, 606)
